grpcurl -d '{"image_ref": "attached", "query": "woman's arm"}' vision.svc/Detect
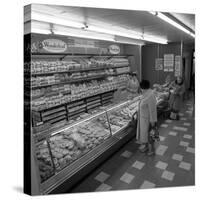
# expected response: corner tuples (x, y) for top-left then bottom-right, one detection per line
(148, 95), (157, 125)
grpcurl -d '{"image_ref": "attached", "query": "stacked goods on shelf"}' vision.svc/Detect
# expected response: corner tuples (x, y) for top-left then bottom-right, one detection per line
(41, 106), (67, 124)
(101, 91), (114, 106)
(31, 60), (81, 74)
(90, 57), (129, 68)
(35, 142), (55, 182)
(107, 57), (129, 67)
(31, 75), (130, 111)
(86, 96), (101, 112)
(67, 100), (87, 120)
(115, 66), (130, 74)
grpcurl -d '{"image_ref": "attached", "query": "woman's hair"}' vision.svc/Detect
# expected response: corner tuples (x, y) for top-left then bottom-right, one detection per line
(140, 80), (150, 89)
(175, 76), (183, 85)
(130, 72), (137, 77)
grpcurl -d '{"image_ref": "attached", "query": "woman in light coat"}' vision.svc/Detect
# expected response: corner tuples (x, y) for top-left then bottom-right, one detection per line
(136, 80), (157, 155)
(169, 76), (185, 119)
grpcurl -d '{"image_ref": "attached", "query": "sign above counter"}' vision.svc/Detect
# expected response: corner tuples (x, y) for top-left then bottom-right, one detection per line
(30, 33), (123, 55)
(109, 45), (120, 54)
(41, 39), (67, 53)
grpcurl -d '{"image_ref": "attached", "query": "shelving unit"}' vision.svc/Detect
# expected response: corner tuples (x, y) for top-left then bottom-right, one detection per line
(31, 75), (107, 89)
(29, 53), (132, 138)
(27, 48), (138, 194)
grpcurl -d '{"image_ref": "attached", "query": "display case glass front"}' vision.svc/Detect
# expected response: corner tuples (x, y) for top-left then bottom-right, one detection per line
(106, 96), (141, 135)
(35, 111), (112, 183)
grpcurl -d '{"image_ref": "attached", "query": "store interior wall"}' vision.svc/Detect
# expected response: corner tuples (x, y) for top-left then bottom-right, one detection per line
(141, 42), (194, 87)
(182, 43), (194, 90)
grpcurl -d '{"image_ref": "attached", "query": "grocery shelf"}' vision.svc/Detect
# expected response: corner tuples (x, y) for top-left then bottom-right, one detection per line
(32, 89), (117, 112)
(31, 65), (130, 76)
(31, 75), (107, 89)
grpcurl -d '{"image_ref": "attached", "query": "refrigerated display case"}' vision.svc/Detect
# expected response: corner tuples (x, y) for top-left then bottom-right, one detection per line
(32, 97), (140, 194)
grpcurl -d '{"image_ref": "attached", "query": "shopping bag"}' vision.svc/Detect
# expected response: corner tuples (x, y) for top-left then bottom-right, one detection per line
(170, 111), (179, 120)
(149, 125), (160, 142)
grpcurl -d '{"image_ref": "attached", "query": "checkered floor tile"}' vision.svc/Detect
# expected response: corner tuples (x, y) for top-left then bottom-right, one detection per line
(183, 134), (192, 140)
(180, 117), (187, 121)
(159, 136), (166, 141)
(120, 172), (135, 184)
(168, 131), (178, 136)
(179, 113), (184, 116)
(121, 150), (133, 158)
(156, 145), (168, 156)
(173, 126), (188, 132)
(160, 124), (169, 128)
(95, 172), (110, 182)
(179, 162), (191, 171)
(165, 119), (172, 123)
(155, 161), (168, 170)
(132, 160), (145, 170)
(161, 170), (175, 181)
(179, 141), (189, 147)
(186, 147), (195, 154)
(140, 180), (156, 189)
(172, 154), (183, 161)
(95, 183), (112, 191)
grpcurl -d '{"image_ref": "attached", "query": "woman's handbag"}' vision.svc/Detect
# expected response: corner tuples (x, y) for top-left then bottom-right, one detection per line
(170, 110), (179, 120)
(149, 124), (160, 143)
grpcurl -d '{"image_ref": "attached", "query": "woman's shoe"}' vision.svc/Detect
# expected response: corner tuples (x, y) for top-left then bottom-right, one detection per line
(139, 144), (146, 150)
(139, 146), (149, 153)
(147, 151), (155, 156)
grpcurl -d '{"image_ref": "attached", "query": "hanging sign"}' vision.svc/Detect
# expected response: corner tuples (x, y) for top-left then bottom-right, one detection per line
(42, 39), (67, 53)
(31, 39), (67, 53)
(164, 54), (174, 72)
(174, 55), (181, 77)
(109, 44), (120, 54)
(155, 58), (163, 70)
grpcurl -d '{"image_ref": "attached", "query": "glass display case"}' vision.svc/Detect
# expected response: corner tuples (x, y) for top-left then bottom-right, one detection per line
(33, 96), (142, 185)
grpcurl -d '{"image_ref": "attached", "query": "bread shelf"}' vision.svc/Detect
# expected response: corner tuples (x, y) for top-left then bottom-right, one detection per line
(31, 65), (130, 76)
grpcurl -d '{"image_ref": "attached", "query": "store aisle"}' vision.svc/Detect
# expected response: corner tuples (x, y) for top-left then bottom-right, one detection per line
(70, 98), (195, 193)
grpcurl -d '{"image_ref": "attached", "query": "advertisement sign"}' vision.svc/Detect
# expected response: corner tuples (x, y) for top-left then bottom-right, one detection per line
(164, 54), (174, 72)
(174, 55), (181, 77)
(155, 58), (163, 70)
(109, 45), (120, 54)
(32, 39), (67, 53)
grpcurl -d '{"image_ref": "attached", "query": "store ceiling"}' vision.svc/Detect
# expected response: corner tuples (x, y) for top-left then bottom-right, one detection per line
(30, 4), (195, 44)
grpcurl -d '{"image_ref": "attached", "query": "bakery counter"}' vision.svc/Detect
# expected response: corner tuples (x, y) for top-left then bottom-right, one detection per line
(32, 97), (141, 194)
(32, 93), (170, 194)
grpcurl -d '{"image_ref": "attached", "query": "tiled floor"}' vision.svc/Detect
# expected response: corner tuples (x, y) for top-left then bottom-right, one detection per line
(70, 98), (195, 193)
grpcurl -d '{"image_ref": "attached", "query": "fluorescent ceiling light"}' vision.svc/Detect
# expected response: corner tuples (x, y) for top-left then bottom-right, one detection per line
(149, 11), (195, 38)
(143, 35), (168, 44)
(116, 40), (144, 46)
(31, 28), (51, 35)
(88, 25), (142, 40)
(87, 25), (167, 44)
(54, 30), (115, 42)
(31, 11), (84, 28)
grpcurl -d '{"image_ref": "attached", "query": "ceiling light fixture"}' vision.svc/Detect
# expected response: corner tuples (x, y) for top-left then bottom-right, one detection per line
(54, 30), (115, 42)
(149, 11), (195, 38)
(143, 35), (168, 44)
(87, 25), (168, 44)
